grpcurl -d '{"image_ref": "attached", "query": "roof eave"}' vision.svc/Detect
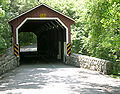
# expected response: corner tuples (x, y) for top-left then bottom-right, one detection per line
(8, 3), (75, 23)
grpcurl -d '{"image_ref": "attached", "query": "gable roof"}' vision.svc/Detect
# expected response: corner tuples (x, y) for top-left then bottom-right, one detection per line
(9, 4), (75, 23)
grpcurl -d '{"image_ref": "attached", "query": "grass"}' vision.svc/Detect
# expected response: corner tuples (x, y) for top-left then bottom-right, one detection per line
(0, 49), (6, 56)
(20, 42), (33, 47)
(110, 73), (120, 80)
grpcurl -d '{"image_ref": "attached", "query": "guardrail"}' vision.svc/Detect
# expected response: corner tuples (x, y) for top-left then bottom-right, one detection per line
(66, 53), (113, 74)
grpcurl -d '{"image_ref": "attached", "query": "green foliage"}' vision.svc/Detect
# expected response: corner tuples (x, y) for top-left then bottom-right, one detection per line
(110, 74), (120, 79)
(0, 0), (12, 55)
(19, 32), (37, 47)
(73, 0), (120, 62)
(70, 0), (120, 74)
(0, 8), (5, 17)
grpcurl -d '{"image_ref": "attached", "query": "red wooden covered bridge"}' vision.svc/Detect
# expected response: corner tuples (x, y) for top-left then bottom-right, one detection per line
(9, 4), (75, 62)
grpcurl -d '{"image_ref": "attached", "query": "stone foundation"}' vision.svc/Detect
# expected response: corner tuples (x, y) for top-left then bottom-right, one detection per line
(0, 48), (20, 76)
(66, 54), (113, 74)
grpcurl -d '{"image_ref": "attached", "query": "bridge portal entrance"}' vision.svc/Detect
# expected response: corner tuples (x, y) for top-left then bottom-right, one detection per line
(9, 4), (74, 63)
(18, 18), (66, 62)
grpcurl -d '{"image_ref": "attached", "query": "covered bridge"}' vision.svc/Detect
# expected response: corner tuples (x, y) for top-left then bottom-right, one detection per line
(9, 4), (75, 62)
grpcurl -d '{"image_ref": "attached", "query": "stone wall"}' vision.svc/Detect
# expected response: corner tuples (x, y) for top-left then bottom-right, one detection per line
(0, 48), (20, 76)
(66, 53), (113, 74)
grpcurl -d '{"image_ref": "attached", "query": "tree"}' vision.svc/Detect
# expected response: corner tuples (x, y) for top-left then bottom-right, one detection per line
(70, 0), (120, 61)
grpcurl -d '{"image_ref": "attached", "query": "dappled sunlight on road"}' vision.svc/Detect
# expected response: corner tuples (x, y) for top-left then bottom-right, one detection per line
(0, 63), (120, 94)
(20, 48), (37, 52)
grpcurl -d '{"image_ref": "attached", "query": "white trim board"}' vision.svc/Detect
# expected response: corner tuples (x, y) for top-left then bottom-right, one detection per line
(16, 17), (68, 44)
(16, 17), (68, 61)
(9, 4), (75, 22)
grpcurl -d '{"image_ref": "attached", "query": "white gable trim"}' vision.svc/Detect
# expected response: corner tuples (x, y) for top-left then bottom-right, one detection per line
(16, 17), (68, 61)
(9, 4), (75, 22)
(16, 17), (69, 44)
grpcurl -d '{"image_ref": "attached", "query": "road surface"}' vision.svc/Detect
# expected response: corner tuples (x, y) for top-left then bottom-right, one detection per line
(0, 62), (120, 94)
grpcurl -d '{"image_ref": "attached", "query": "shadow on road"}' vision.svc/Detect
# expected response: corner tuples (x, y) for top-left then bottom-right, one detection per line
(0, 62), (120, 94)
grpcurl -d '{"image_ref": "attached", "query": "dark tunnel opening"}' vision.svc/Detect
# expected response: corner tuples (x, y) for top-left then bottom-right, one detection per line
(18, 19), (66, 64)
